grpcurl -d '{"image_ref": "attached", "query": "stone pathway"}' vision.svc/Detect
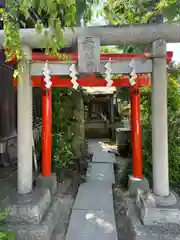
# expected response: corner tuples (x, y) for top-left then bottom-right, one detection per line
(65, 139), (118, 240)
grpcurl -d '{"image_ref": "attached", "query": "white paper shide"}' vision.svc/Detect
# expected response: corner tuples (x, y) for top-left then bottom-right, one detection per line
(69, 64), (79, 89)
(42, 61), (52, 89)
(105, 59), (113, 87)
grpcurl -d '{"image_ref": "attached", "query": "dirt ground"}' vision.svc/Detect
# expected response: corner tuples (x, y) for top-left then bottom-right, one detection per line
(113, 155), (130, 240)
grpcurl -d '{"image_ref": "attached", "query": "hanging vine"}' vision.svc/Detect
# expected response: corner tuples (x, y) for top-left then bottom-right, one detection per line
(1, 0), (76, 61)
(1, 0), (99, 62)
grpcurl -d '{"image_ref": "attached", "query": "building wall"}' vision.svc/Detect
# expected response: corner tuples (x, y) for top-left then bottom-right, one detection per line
(0, 64), (42, 166)
(0, 64), (16, 138)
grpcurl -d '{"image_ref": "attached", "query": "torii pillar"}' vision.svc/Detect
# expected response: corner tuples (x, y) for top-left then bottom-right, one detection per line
(17, 45), (33, 194)
(137, 40), (177, 227)
(130, 85), (142, 179)
(151, 39), (176, 203)
(42, 85), (52, 177)
(128, 83), (149, 196)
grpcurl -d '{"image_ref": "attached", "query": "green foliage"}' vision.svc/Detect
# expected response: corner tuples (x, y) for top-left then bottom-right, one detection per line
(2, 0), (98, 61)
(117, 87), (130, 102)
(103, 0), (180, 25)
(0, 208), (8, 222)
(76, 0), (97, 24)
(0, 232), (16, 240)
(141, 75), (180, 185)
(52, 86), (87, 179)
(2, 0), (73, 60)
(52, 88), (76, 179)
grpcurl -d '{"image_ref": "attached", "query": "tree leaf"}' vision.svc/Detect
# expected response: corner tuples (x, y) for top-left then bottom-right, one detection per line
(0, 232), (6, 239)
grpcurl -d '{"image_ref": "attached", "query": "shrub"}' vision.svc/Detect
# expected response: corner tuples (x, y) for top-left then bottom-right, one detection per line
(52, 88), (76, 179)
(52, 87), (87, 180)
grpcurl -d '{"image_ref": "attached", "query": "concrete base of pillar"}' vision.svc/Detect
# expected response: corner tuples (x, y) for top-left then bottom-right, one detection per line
(0, 174), (73, 240)
(128, 175), (149, 197)
(2, 188), (51, 224)
(136, 189), (180, 226)
(126, 199), (180, 240)
(0, 196), (62, 240)
(36, 173), (57, 196)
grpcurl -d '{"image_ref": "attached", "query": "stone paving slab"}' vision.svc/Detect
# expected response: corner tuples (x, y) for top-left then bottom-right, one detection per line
(65, 209), (118, 240)
(92, 151), (116, 163)
(88, 139), (109, 154)
(73, 182), (114, 211)
(65, 139), (118, 240)
(86, 162), (115, 183)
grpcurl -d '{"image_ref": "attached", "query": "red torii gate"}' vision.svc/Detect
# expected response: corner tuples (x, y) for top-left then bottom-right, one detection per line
(12, 51), (173, 182)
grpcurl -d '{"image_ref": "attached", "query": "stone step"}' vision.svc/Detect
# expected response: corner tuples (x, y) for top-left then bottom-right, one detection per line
(73, 182), (114, 211)
(88, 139), (109, 154)
(92, 151), (116, 164)
(65, 209), (118, 240)
(0, 196), (62, 240)
(86, 163), (115, 184)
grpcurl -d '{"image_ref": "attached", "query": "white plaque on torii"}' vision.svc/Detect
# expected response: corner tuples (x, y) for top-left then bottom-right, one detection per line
(78, 36), (100, 74)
